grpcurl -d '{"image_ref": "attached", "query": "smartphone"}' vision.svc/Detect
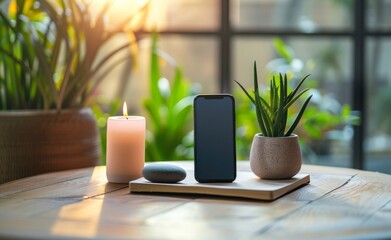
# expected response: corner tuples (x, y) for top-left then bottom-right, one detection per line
(194, 94), (236, 183)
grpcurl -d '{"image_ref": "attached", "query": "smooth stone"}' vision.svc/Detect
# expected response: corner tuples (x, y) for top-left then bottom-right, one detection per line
(142, 163), (187, 183)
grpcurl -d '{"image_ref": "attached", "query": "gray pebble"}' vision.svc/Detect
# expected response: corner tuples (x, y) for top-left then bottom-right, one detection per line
(142, 163), (186, 183)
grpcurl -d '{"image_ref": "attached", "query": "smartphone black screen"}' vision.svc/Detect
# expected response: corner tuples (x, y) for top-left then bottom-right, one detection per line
(194, 94), (236, 183)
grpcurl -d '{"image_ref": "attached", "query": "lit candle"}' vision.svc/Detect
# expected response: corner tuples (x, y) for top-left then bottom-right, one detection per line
(106, 102), (146, 183)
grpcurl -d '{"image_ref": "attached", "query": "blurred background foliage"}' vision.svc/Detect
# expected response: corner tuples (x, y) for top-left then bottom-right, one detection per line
(235, 38), (359, 162)
(92, 33), (197, 163)
(143, 33), (197, 161)
(92, 98), (121, 165)
(93, 36), (359, 164)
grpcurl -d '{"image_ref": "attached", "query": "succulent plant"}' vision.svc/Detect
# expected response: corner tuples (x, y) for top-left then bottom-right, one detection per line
(236, 61), (312, 137)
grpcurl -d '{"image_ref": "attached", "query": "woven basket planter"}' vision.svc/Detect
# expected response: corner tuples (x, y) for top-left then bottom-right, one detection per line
(0, 108), (100, 184)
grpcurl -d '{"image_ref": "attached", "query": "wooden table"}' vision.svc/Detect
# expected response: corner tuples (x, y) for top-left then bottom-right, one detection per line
(1, 162), (391, 239)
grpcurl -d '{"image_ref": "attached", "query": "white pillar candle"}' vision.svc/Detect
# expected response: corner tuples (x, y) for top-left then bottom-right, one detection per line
(106, 102), (145, 183)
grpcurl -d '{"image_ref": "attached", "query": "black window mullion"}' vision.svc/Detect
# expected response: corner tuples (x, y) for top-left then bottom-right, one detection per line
(220, 0), (231, 93)
(352, 0), (366, 169)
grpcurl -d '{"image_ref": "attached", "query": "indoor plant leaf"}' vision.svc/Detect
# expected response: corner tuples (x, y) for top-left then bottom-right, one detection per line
(236, 62), (312, 137)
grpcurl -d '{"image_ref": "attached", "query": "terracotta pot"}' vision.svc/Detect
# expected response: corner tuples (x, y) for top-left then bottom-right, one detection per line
(249, 134), (302, 179)
(0, 108), (100, 184)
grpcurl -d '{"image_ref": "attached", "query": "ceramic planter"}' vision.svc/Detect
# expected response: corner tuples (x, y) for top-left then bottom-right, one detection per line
(0, 108), (100, 184)
(250, 134), (302, 179)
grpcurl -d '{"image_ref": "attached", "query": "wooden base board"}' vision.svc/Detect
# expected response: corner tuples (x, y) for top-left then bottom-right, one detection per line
(130, 171), (310, 201)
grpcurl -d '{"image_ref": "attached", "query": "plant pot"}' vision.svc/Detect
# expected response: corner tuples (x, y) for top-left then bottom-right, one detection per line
(0, 108), (100, 184)
(249, 134), (302, 179)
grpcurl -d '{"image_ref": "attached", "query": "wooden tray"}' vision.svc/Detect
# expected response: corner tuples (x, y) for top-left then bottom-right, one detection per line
(129, 171), (310, 201)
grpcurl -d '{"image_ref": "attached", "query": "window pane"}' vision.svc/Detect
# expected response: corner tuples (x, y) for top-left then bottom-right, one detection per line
(144, 0), (220, 31)
(365, 38), (391, 173)
(233, 37), (354, 167)
(99, 36), (218, 113)
(231, 0), (353, 31)
(367, 0), (391, 31)
(153, 36), (219, 93)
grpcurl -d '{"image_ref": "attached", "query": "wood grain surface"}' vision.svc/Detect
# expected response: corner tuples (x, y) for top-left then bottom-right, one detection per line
(130, 172), (310, 201)
(0, 162), (390, 239)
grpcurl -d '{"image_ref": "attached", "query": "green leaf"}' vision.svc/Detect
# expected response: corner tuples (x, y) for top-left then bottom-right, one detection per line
(259, 95), (271, 113)
(168, 68), (184, 110)
(143, 99), (161, 130)
(287, 74), (310, 102)
(257, 92), (273, 136)
(88, 56), (130, 98)
(0, 9), (16, 32)
(253, 61), (260, 98)
(273, 38), (294, 62)
(150, 32), (161, 102)
(254, 90), (269, 136)
(273, 74), (286, 136)
(58, 52), (76, 110)
(272, 79), (279, 115)
(285, 95), (313, 136)
(252, 62), (270, 136)
(171, 98), (193, 135)
(283, 88), (310, 112)
(270, 78), (275, 111)
(235, 80), (255, 105)
(68, 42), (130, 107)
(19, 14), (58, 109)
(0, 47), (31, 73)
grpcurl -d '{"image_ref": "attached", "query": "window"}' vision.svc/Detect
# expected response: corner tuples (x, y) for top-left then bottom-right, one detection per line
(102, 0), (391, 173)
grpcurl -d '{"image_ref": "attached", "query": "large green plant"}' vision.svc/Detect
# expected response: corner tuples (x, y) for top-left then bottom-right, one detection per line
(0, 0), (148, 110)
(143, 34), (195, 161)
(236, 62), (312, 137)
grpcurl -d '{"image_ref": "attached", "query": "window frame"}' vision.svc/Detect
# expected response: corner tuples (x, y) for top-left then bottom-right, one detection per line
(137, 0), (391, 170)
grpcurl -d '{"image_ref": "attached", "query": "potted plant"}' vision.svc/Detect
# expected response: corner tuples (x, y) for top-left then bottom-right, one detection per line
(236, 62), (312, 179)
(0, 0), (148, 183)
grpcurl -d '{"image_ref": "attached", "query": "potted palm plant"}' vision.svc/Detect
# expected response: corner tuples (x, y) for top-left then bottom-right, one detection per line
(0, 0), (148, 183)
(236, 62), (312, 179)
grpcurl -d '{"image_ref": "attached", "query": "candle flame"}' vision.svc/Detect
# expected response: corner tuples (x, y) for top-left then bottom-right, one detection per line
(123, 101), (128, 117)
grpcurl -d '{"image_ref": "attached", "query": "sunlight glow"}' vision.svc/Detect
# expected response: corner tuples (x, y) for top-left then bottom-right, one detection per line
(85, 0), (150, 30)
(50, 168), (105, 237)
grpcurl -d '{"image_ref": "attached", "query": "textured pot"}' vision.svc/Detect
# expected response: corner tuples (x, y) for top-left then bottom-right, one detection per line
(250, 134), (302, 179)
(0, 108), (101, 184)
